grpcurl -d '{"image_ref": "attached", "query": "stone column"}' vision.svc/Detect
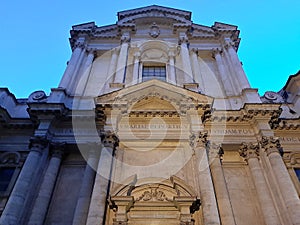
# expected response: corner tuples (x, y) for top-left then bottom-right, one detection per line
(208, 141), (236, 225)
(86, 133), (119, 225)
(260, 136), (300, 225)
(28, 143), (64, 225)
(239, 142), (280, 225)
(59, 39), (85, 89)
(224, 40), (250, 90)
(114, 33), (130, 86)
(167, 51), (176, 84)
(72, 146), (99, 225)
(179, 33), (194, 84)
(212, 48), (235, 96)
(131, 51), (140, 85)
(75, 49), (96, 95)
(0, 137), (48, 225)
(190, 132), (220, 225)
(190, 49), (204, 93)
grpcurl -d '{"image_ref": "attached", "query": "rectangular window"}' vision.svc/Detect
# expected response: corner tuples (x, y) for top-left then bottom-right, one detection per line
(142, 66), (166, 81)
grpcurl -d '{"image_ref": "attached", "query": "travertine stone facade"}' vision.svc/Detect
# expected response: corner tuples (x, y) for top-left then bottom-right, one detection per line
(0, 5), (299, 225)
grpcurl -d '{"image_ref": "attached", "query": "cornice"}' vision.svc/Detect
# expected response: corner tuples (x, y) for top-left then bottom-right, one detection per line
(273, 118), (300, 130)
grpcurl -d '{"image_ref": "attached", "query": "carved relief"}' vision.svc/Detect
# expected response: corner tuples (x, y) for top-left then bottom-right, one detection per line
(260, 136), (282, 156)
(0, 152), (21, 165)
(136, 188), (171, 202)
(239, 142), (259, 161)
(149, 22), (160, 38)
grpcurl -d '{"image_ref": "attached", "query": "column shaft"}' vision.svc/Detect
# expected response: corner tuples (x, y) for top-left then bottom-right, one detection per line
(72, 151), (98, 225)
(213, 49), (235, 96)
(75, 50), (95, 95)
(210, 157), (236, 225)
(59, 44), (84, 89)
(114, 42), (129, 84)
(268, 150), (300, 224)
(168, 52), (176, 84)
(190, 50), (204, 93)
(86, 143), (115, 225)
(195, 147), (220, 225)
(248, 157), (280, 225)
(0, 146), (44, 225)
(132, 53), (140, 85)
(28, 150), (63, 225)
(180, 42), (193, 84)
(225, 42), (250, 90)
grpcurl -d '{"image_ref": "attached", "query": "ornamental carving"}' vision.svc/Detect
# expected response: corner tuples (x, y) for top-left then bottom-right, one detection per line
(239, 142), (259, 161)
(28, 90), (47, 102)
(0, 151), (21, 165)
(206, 141), (224, 160)
(136, 188), (171, 202)
(101, 131), (119, 148)
(260, 136), (283, 156)
(149, 22), (160, 38)
(189, 131), (207, 148)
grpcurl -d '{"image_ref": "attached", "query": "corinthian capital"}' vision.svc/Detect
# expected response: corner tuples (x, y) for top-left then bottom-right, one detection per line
(211, 48), (222, 59)
(239, 142), (259, 161)
(189, 131), (208, 148)
(121, 33), (131, 44)
(101, 131), (119, 148)
(207, 141), (224, 160)
(260, 136), (282, 156)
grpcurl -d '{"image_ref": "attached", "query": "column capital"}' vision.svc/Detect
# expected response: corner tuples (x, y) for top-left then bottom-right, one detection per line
(29, 137), (48, 153)
(86, 48), (98, 57)
(223, 39), (235, 50)
(189, 131), (208, 149)
(73, 40), (86, 50)
(101, 131), (119, 148)
(239, 142), (259, 161)
(206, 141), (224, 160)
(211, 48), (223, 59)
(190, 48), (199, 55)
(120, 33), (131, 44)
(50, 142), (65, 159)
(178, 33), (189, 45)
(260, 136), (282, 156)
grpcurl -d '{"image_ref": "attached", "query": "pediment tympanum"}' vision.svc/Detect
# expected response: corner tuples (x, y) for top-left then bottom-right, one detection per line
(95, 79), (213, 112)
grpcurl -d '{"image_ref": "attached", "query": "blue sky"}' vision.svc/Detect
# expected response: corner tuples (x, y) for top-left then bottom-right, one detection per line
(1, 0), (299, 98)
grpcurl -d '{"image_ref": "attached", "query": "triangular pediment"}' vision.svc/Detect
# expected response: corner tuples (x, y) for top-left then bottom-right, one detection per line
(95, 79), (213, 110)
(117, 5), (192, 26)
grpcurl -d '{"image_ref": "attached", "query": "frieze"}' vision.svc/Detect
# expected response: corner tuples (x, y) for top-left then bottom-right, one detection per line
(279, 137), (300, 143)
(119, 124), (189, 130)
(207, 128), (254, 136)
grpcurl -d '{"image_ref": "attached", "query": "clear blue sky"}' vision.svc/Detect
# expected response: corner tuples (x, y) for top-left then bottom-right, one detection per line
(1, 0), (299, 98)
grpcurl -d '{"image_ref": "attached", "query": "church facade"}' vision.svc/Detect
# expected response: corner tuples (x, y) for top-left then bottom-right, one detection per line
(0, 5), (300, 225)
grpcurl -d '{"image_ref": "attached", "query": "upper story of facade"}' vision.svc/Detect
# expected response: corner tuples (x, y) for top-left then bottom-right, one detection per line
(0, 5), (299, 124)
(58, 5), (261, 110)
